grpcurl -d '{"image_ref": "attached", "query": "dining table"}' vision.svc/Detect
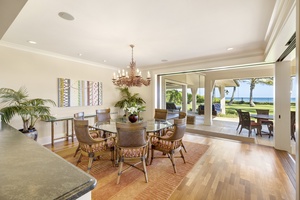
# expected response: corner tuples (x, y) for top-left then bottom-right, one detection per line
(92, 118), (173, 134)
(91, 118), (174, 165)
(250, 114), (274, 135)
(250, 114), (274, 121)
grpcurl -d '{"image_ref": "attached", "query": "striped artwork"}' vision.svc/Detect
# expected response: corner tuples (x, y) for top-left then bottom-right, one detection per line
(58, 78), (102, 107)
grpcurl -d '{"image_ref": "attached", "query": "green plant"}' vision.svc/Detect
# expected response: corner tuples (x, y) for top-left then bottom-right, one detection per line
(114, 87), (145, 110)
(0, 87), (56, 132)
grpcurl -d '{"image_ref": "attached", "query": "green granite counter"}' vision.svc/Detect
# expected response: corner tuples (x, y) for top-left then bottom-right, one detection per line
(0, 121), (96, 200)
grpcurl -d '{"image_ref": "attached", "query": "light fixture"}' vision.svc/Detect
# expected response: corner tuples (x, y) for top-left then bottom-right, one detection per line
(112, 44), (151, 87)
(58, 12), (74, 21)
(27, 40), (37, 44)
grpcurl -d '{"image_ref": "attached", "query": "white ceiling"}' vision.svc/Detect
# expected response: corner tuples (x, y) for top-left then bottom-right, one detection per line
(0, 0), (277, 70)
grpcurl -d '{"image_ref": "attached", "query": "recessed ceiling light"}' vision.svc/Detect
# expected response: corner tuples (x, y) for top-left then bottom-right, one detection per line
(58, 12), (74, 21)
(227, 47), (234, 51)
(103, 60), (107, 63)
(78, 53), (83, 56)
(27, 40), (37, 44)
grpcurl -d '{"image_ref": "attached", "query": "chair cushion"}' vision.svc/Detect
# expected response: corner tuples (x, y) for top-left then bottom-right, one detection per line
(119, 147), (145, 157)
(151, 139), (181, 152)
(250, 122), (261, 127)
(89, 130), (100, 138)
(80, 142), (107, 153)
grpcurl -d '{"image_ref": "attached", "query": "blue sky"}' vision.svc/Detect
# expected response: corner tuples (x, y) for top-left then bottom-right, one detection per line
(197, 77), (296, 98)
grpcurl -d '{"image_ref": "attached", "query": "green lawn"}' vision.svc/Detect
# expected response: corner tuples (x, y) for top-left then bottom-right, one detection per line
(187, 103), (296, 118)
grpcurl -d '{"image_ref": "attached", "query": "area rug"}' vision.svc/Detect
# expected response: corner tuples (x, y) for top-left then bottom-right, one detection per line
(56, 141), (209, 200)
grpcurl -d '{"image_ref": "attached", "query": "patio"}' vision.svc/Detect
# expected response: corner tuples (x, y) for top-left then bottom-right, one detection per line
(184, 112), (275, 147)
(183, 112), (297, 156)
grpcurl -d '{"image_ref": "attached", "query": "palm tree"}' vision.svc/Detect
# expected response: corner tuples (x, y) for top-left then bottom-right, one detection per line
(248, 78), (273, 107)
(0, 87), (56, 132)
(228, 86), (236, 105)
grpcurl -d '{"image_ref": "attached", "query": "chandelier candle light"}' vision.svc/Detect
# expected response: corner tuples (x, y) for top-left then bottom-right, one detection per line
(112, 44), (151, 87)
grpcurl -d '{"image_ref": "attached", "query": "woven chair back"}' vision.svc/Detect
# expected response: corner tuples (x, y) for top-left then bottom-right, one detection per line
(240, 112), (251, 128)
(179, 112), (186, 119)
(168, 122), (186, 140)
(116, 121), (147, 147)
(154, 109), (168, 120)
(256, 109), (269, 115)
(74, 119), (96, 145)
(95, 108), (110, 123)
(74, 112), (84, 120)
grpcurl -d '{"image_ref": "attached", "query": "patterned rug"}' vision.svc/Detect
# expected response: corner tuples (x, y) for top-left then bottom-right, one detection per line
(55, 141), (209, 200)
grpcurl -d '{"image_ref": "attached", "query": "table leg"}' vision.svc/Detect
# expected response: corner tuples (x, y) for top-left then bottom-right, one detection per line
(71, 119), (74, 142)
(66, 120), (69, 141)
(51, 121), (54, 147)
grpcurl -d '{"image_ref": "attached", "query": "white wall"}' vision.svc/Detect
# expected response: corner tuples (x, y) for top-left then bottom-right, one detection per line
(0, 45), (124, 144)
(130, 83), (152, 120)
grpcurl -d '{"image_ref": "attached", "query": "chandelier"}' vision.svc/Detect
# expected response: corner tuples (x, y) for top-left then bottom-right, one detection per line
(112, 44), (151, 87)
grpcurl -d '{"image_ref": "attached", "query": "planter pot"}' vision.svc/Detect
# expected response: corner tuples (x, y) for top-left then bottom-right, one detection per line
(19, 128), (38, 141)
(128, 114), (138, 123)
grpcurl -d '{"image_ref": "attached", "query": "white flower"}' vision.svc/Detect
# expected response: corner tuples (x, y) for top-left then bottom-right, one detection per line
(124, 102), (146, 115)
(127, 106), (138, 115)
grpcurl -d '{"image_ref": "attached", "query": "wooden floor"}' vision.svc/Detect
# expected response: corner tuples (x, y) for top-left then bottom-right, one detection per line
(44, 133), (296, 200)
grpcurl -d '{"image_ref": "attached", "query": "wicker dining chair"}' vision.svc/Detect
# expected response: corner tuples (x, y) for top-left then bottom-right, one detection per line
(153, 109), (168, 136)
(74, 119), (115, 173)
(235, 109), (242, 131)
(74, 112), (99, 136)
(154, 109), (168, 121)
(238, 111), (262, 137)
(115, 121), (149, 184)
(267, 123), (274, 138)
(256, 109), (273, 126)
(73, 112), (100, 157)
(95, 108), (112, 138)
(179, 111), (186, 120)
(291, 111), (296, 141)
(150, 118), (186, 173)
(95, 108), (111, 123)
(166, 114), (187, 153)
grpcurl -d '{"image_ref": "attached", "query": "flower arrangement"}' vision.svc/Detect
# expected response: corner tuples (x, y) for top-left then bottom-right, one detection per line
(124, 102), (146, 115)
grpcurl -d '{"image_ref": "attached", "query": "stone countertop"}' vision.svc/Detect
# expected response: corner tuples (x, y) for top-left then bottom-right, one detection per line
(0, 121), (96, 200)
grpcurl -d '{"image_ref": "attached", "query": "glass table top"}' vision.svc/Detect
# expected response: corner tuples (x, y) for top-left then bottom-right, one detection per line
(92, 119), (173, 133)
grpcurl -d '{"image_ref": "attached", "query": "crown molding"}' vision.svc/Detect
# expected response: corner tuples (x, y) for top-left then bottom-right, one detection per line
(147, 49), (266, 75)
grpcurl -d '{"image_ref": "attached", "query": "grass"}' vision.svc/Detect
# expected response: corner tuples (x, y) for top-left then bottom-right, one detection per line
(188, 103), (296, 118)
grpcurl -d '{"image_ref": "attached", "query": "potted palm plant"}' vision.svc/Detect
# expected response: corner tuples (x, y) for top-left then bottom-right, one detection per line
(114, 87), (146, 120)
(0, 87), (56, 140)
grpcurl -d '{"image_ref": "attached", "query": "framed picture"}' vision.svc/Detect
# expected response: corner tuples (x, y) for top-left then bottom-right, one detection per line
(58, 78), (102, 107)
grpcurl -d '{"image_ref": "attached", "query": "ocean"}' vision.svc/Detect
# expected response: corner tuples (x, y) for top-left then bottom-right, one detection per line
(225, 97), (296, 103)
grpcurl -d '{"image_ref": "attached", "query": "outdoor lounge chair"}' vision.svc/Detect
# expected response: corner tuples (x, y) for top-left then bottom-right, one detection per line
(198, 104), (218, 116)
(166, 102), (181, 113)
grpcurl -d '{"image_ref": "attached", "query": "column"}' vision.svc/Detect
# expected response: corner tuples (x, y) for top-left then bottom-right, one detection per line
(182, 85), (187, 113)
(160, 76), (165, 109)
(191, 87), (198, 112)
(218, 85), (226, 114)
(274, 61), (291, 152)
(204, 77), (214, 125)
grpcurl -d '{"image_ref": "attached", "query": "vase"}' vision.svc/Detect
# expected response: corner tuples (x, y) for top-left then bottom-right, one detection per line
(19, 128), (38, 141)
(128, 114), (138, 123)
